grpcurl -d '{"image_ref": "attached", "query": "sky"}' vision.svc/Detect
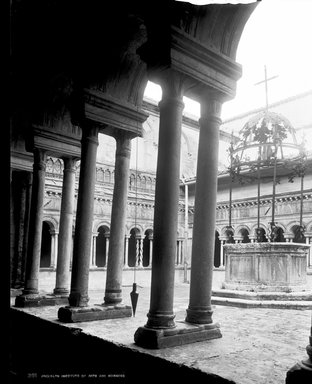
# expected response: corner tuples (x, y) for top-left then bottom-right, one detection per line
(143, 0), (312, 120)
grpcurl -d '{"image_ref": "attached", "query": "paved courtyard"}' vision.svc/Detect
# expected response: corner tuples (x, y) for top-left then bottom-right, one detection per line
(10, 271), (312, 384)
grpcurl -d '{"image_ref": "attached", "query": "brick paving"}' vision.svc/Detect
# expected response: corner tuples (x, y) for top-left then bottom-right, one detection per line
(11, 272), (312, 384)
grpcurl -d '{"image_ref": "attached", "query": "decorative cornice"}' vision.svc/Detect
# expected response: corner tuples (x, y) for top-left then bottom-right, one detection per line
(170, 26), (241, 99)
(31, 125), (81, 158)
(216, 192), (312, 210)
(84, 89), (149, 136)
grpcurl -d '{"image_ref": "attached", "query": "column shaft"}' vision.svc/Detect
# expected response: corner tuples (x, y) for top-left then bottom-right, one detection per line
(149, 238), (153, 266)
(68, 125), (99, 307)
(50, 232), (58, 268)
(124, 236), (129, 266)
(54, 157), (76, 295)
(146, 73), (184, 328)
(186, 96), (222, 324)
(104, 132), (131, 304)
(23, 149), (47, 295)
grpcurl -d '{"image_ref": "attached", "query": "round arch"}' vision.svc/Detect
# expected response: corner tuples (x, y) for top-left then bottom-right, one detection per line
(40, 219), (57, 268)
(214, 230), (221, 267)
(128, 227), (141, 267)
(96, 224), (110, 267)
(142, 228), (153, 267)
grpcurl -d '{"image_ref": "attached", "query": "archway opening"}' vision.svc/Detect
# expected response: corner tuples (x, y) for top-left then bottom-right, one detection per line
(214, 231), (221, 267)
(257, 227), (268, 243)
(40, 221), (51, 267)
(143, 229), (153, 267)
(96, 225), (109, 267)
(292, 225), (305, 243)
(240, 228), (250, 243)
(128, 228), (140, 267)
(275, 227), (285, 242)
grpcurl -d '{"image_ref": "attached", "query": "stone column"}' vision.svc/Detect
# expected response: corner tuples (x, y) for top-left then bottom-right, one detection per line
(149, 236), (153, 267)
(54, 157), (76, 295)
(220, 240), (225, 267)
(124, 235), (129, 267)
(144, 71), (185, 329)
(105, 234), (110, 266)
(104, 131), (132, 304)
(49, 230), (58, 269)
(68, 125), (99, 307)
(16, 149), (47, 303)
(305, 236), (312, 268)
(21, 172), (33, 285)
(309, 238), (312, 268)
(90, 233), (98, 268)
(177, 240), (182, 265)
(138, 237), (144, 267)
(186, 93), (223, 325)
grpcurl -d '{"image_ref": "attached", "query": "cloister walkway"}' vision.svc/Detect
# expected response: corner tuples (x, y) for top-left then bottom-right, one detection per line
(10, 272), (312, 384)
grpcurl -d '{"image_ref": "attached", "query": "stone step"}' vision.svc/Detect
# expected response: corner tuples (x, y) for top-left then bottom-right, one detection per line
(212, 289), (312, 301)
(211, 296), (312, 309)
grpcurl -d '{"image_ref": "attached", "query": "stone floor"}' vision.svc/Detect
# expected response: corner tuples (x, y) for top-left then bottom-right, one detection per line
(10, 272), (312, 384)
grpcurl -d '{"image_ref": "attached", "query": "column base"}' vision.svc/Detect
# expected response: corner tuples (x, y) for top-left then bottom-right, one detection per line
(53, 287), (70, 295)
(185, 308), (213, 324)
(14, 293), (68, 308)
(134, 321), (221, 349)
(58, 303), (132, 323)
(286, 360), (312, 383)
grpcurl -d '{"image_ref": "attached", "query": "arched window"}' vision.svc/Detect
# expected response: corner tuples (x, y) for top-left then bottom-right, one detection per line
(40, 222), (51, 267)
(96, 168), (104, 182)
(214, 231), (221, 267)
(292, 225), (305, 243)
(128, 228), (140, 267)
(96, 226), (109, 267)
(54, 159), (63, 174)
(143, 230), (153, 267)
(130, 174), (136, 190)
(240, 228), (250, 243)
(104, 169), (111, 183)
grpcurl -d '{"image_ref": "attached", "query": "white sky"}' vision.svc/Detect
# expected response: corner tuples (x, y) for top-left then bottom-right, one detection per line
(143, 0), (312, 120)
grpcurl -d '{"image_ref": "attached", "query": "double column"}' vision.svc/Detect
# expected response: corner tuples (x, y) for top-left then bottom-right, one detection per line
(53, 157), (77, 295)
(68, 124), (99, 307)
(16, 149), (47, 304)
(186, 93), (223, 324)
(145, 71), (185, 329)
(104, 131), (132, 304)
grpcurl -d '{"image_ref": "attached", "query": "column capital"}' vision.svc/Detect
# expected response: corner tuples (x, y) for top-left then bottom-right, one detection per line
(33, 148), (47, 171)
(62, 157), (79, 173)
(157, 70), (186, 105)
(114, 130), (133, 159)
(81, 123), (100, 146)
(198, 90), (227, 122)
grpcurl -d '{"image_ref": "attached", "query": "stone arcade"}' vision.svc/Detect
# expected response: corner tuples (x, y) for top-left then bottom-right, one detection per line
(10, 0), (312, 382)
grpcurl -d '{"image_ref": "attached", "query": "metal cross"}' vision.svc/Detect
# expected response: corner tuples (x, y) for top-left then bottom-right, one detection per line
(254, 65), (278, 111)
